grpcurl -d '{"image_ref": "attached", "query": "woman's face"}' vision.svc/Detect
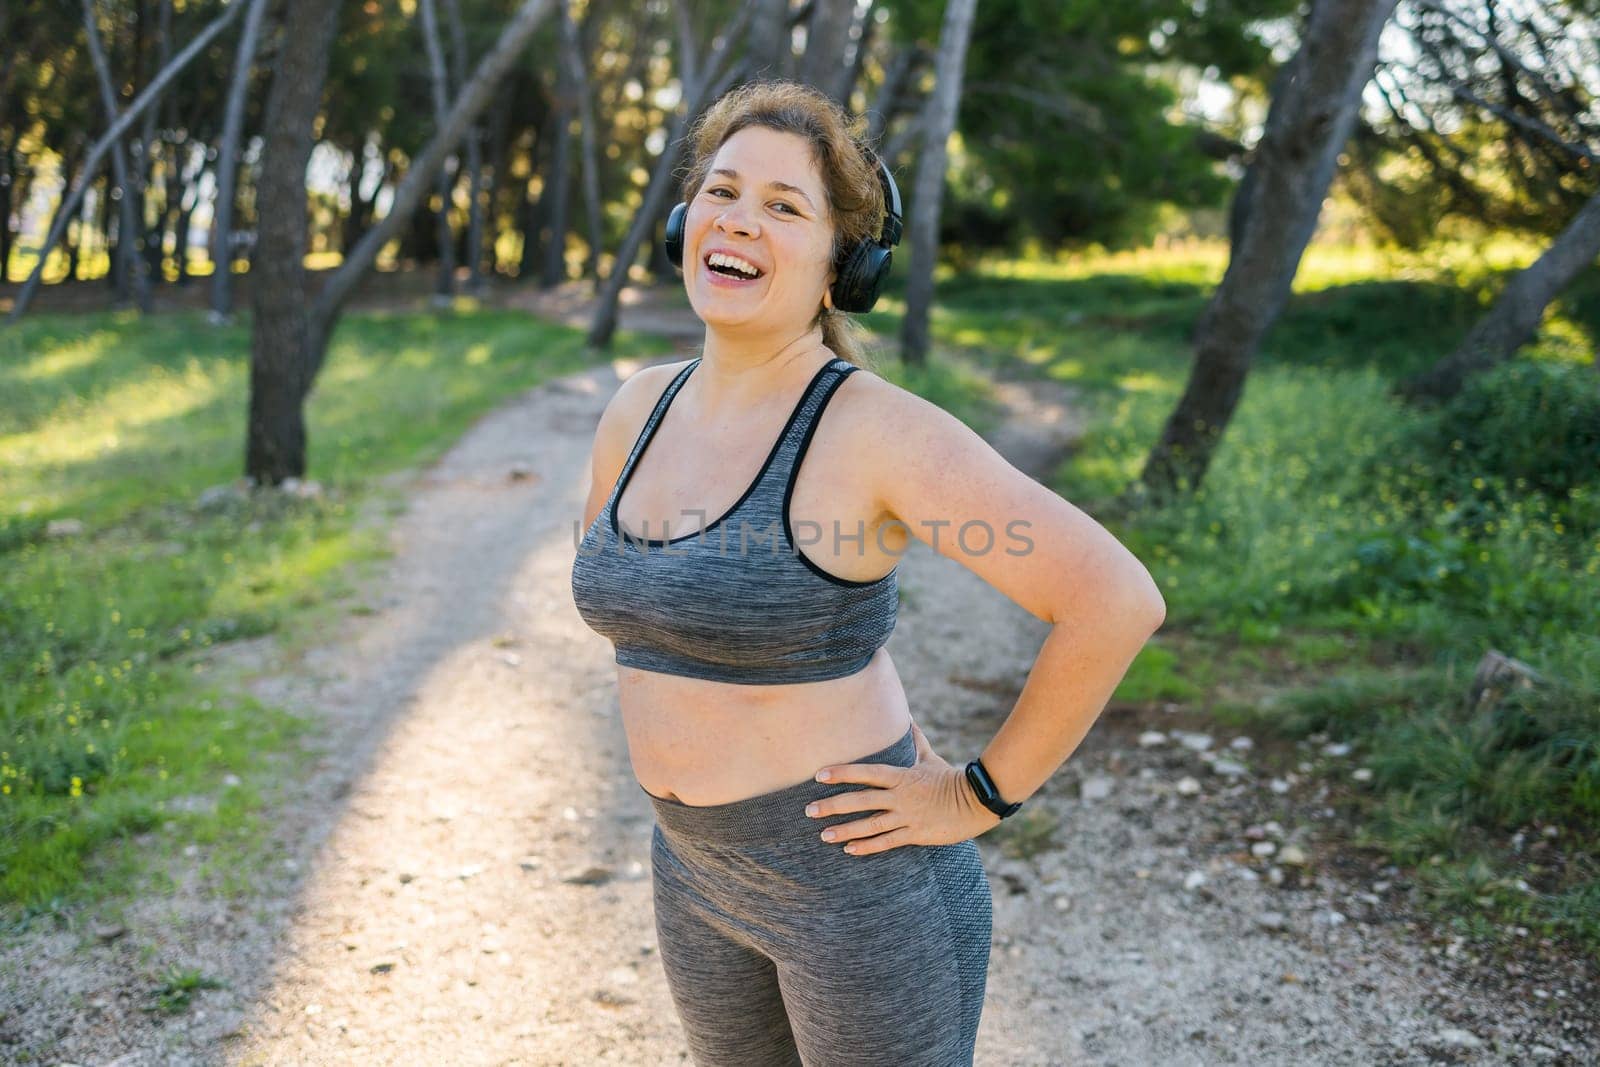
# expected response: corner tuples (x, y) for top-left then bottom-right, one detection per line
(683, 125), (836, 334)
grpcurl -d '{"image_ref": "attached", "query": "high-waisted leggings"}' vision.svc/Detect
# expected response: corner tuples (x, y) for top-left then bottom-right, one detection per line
(640, 722), (993, 1067)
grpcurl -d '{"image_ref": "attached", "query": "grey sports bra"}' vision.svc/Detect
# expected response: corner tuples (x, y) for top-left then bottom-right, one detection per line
(569, 356), (899, 684)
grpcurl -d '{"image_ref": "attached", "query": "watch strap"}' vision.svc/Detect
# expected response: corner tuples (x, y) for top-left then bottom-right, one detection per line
(964, 757), (1023, 819)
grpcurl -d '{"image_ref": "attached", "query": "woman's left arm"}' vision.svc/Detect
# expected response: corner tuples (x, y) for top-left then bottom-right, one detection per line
(814, 382), (1166, 846)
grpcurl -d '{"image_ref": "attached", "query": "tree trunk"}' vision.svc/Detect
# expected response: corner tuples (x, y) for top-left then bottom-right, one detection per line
(747, 0), (789, 79)
(541, 0), (576, 289)
(310, 0), (560, 352)
(0, 138), (14, 285)
(900, 0), (977, 367)
(570, 6), (604, 284)
(483, 94), (515, 278)
(133, 0), (172, 308)
(210, 0), (271, 322)
(588, 2), (754, 349)
(247, 0), (342, 485)
(419, 0), (459, 302)
(1137, 0), (1399, 500)
(442, 0), (487, 296)
(81, 0), (140, 307)
(1402, 190), (1600, 401)
(798, 0), (854, 102)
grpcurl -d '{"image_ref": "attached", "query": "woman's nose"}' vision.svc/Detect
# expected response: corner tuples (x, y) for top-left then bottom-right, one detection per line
(715, 203), (758, 237)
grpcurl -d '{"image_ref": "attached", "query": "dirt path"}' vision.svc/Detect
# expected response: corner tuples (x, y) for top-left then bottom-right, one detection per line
(3, 299), (1594, 1065)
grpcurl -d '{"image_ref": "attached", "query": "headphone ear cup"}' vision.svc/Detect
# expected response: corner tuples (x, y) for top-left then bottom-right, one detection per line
(664, 202), (688, 269)
(831, 242), (892, 313)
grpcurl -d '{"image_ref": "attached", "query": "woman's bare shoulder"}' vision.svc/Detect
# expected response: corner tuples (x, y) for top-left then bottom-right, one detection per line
(589, 357), (698, 482)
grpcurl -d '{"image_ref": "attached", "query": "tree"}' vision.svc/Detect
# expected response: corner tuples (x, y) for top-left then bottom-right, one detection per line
(1402, 190), (1600, 402)
(419, 0), (460, 302)
(6, 0), (248, 325)
(209, 0), (273, 322)
(586, 0), (754, 349)
(1132, 0), (1400, 500)
(899, 0), (977, 367)
(246, 0), (558, 483)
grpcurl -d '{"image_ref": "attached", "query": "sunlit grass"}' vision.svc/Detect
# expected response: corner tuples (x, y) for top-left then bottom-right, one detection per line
(0, 305), (675, 917)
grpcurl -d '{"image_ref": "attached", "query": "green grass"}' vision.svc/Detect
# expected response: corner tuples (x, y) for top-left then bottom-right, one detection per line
(0, 305), (673, 922)
(917, 237), (1600, 959)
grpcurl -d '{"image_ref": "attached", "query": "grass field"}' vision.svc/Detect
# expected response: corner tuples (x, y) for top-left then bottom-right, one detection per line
(0, 305), (675, 923)
(3, 240), (1597, 961)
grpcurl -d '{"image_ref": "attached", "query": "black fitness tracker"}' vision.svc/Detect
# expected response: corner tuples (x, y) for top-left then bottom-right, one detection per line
(964, 758), (1022, 819)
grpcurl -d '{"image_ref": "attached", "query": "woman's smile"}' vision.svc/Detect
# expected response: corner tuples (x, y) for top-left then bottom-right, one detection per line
(700, 249), (769, 290)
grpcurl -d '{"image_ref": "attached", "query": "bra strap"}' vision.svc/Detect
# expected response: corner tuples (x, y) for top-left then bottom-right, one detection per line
(611, 357), (701, 497)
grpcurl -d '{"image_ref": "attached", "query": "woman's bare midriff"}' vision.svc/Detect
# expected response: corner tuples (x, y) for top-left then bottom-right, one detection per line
(621, 645), (912, 806)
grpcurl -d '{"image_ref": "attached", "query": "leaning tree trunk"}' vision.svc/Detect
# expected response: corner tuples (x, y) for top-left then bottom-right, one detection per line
(247, 0), (343, 484)
(900, 0), (977, 367)
(587, 1), (753, 349)
(1401, 190), (1600, 401)
(1136, 0), (1400, 500)
(419, 0), (459, 302)
(308, 0), (560, 362)
(209, 0), (271, 322)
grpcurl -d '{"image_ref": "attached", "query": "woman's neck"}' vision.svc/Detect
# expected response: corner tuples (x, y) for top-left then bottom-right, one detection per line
(693, 324), (830, 415)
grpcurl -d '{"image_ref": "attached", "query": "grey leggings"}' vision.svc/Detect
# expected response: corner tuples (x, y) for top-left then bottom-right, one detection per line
(641, 723), (993, 1066)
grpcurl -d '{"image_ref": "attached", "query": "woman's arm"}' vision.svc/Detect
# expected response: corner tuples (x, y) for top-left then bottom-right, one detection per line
(864, 378), (1167, 809)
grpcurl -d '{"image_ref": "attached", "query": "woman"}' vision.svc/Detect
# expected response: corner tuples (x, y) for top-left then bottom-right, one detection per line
(571, 80), (1165, 1066)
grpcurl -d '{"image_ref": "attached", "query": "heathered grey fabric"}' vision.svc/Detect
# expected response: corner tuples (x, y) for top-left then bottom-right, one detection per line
(570, 355), (900, 684)
(644, 724), (993, 1066)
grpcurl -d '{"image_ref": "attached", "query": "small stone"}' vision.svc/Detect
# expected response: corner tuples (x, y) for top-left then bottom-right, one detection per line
(1267, 867), (1285, 886)
(1183, 871), (1206, 891)
(1080, 776), (1114, 802)
(1278, 845), (1308, 867)
(1175, 776), (1201, 796)
(1211, 758), (1248, 778)
(92, 923), (126, 943)
(563, 865), (614, 886)
(1052, 895), (1072, 912)
(1429, 1028), (1483, 1052)
(1321, 741), (1352, 757)
(1229, 736), (1255, 751)
(47, 518), (86, 537)
(1352, 767), (1373, 782)
(1257, 912), (1286, 931)
(1177, 732), (1214, 752)
(1137, 731), (1168, 748)
(1251, 841), (1277, 858)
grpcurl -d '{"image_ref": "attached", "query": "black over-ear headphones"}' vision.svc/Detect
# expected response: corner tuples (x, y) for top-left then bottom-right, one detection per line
(663, 148), (904, 314)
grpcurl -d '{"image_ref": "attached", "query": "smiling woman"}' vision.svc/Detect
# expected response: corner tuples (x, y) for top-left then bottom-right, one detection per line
(568, 78), (1165, 1067)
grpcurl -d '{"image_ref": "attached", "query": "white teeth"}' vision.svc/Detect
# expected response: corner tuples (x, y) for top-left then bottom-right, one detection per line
(707, 252), (761, 278)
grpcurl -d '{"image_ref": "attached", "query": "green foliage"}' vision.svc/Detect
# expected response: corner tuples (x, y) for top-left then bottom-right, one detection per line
(921, 242), (1600, 954)
(1408, 359), (1600, 506)
(145, 965), (227, 1015)
(880, 0), (1297, 252)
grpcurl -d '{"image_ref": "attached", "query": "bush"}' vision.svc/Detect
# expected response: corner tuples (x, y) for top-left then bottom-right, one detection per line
(1415, 359), (1600, 503)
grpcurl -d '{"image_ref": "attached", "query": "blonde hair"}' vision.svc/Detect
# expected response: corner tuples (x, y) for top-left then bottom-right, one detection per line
(679, 79), (886, 370)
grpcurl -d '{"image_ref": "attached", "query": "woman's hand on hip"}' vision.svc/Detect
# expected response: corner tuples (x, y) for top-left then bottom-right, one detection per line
(803, 720), (1001, 856)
